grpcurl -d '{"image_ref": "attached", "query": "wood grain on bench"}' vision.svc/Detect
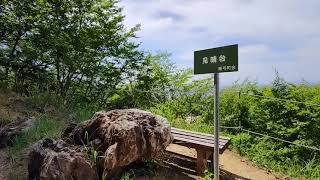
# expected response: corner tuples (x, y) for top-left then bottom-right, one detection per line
(169, 127), (231, 176)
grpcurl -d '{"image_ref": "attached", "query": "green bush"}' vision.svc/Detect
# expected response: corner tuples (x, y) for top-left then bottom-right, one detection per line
(151, 73), (320, 178)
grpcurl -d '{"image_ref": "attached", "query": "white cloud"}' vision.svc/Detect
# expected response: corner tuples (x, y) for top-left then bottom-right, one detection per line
(120, 0), (320, 85)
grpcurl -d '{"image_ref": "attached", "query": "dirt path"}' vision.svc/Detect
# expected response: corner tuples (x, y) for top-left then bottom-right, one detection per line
(166, 144), (283, 180)
(220, 149), (282, 180)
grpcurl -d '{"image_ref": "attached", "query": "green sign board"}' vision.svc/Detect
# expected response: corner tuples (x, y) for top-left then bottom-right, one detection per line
(194, 44), (238, 74)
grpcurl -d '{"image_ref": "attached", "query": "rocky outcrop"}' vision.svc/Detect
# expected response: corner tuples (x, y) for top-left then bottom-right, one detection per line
(28, 109), (173, 179)
(0, 117), (33, 148)
(63, 109), (173, 170)
(28, 138), (97, 180)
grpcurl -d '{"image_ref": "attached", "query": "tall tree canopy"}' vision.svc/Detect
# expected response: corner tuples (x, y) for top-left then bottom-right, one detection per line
(0, 0), (144, 102)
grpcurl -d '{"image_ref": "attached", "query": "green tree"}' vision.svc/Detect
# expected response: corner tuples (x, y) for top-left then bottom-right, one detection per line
(0, 0), (144, 101)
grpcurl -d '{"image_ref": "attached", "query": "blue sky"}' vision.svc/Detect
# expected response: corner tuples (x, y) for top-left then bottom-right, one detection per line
(120, 0), (320, 86)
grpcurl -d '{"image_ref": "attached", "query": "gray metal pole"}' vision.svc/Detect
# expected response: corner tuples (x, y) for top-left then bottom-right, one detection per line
(214, 73), (219, 180)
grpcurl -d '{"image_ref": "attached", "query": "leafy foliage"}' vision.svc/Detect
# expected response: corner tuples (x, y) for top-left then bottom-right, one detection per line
(150, 69), (320, 178)
(1, 0), (320, 178)
(1, 0), (145, 102)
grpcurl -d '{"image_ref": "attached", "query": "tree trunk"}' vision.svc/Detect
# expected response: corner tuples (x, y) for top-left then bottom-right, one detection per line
(55, 50), (63, 95)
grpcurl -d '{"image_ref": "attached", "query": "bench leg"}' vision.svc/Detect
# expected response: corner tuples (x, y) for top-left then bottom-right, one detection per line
(206, 151), (213, 168)
(196, 148), (207, 176)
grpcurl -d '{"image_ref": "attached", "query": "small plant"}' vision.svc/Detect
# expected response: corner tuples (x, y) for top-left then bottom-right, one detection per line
(84, 145), (99, 168)
(144, 159), (158, 176)
(120, 172), (134, 180)
(83, 131), (106, 179)
(203, 168), (214, 180)
(101, 169), (108, 180)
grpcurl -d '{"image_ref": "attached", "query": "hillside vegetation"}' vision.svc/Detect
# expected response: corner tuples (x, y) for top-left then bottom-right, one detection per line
(1, 0), (320, 179)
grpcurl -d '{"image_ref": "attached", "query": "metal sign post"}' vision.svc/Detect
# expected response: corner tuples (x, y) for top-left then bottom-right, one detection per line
(214, 73), (219, 180)
(194, 44), (238, 180)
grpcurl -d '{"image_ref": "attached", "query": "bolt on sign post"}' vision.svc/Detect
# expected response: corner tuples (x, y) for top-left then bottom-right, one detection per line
(194, 44), (238, 180)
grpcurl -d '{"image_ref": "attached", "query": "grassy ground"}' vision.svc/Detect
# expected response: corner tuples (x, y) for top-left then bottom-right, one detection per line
(0, 91), (95, 180)
(231, 133), (320, 179)
(2, 91), (320, 179)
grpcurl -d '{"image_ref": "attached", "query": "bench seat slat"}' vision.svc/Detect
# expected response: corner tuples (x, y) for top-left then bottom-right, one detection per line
(173, 134), (226, 149)
(172, 131), (230, 144)
(174, 136), (224, 150)
(168, 127), (231, 176)
(171, 128), (230, 141)
(173, 133), (228, 146)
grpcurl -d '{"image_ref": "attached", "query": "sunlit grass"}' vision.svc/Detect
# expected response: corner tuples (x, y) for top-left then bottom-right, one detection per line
(231, 133), (320, 179)
(12, 114), (64, 152)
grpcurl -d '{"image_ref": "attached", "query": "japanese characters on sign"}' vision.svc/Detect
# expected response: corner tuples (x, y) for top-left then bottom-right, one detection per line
(194, 44), (238, 74)
(202, 55), (236, 72)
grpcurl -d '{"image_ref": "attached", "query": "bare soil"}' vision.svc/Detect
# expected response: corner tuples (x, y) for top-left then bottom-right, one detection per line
(0, 91), (33, 126)
(165, 144), (285, 180)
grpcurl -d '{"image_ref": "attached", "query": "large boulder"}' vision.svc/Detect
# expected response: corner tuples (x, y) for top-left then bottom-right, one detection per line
(28, 138), (97, 180)
(63, 109), (173, 170)
(28, 109), (173, 179)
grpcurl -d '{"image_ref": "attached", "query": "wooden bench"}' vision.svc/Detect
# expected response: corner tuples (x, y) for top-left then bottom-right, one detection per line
(169, 127), (231, 176)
